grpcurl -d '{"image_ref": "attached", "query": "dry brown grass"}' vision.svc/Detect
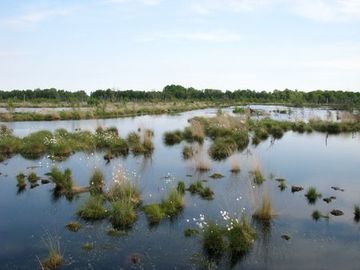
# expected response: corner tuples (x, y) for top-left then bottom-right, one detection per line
(230, 157), (241, 173)
(189, 119), (205, 139)
(253, 193), (274, 220)
(193, 146), (211, 171)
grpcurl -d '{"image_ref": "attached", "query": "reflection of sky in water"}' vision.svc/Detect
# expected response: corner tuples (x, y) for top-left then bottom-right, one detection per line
(0, 107), (359, 269)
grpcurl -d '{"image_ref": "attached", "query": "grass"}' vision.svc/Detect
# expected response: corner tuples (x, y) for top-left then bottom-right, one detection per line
(107, 169), (140, 205)
(110, 199), (137, 229)
(89, 169), (105, 195)
(210, 173), (224, 179)
(163, 130), (183, 145)
(305, 187), (322, 204)
(77, 195), (108, 220)
(28, 172), (39, 183)
(127, 129), (154, 156)
(312, 210), (329, 221)
(184, 228), (199, 237)
(177, 181), (186, 194)
(143, 204), (165, 224)
(161, 189), (185, 217)
(208, 137), (237, 160)
(182, 145), (194, 160)
(65, 221), (81, 232)
(354, 205), (360, 222)
(253, 194), (273, 221)
(251, 168), (265, 185)
(278, 181), (287, 191)
(46, 167), (74, 195)
(41, 234), (63, 270)
(227, 217), (256, 256)
(107, 228), (126, 237)
(187, 181), (214, 200)
(82, 242), (94, 251)
(202, 223), (226, 259)
(16, 173), (26, 189)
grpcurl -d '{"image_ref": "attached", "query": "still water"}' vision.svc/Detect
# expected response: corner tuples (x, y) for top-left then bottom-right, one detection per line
(0, 106), (359, 269)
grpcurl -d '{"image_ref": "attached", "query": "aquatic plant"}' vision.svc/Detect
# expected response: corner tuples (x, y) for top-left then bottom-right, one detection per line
(312, 210), (321, 221)
(278, 181), (287, 191)
(110, 199), (137, 229)
(183, 120), (205, 143)
(163, 130), (183, 145)
(16, 173), (26, 189)
(82, 242), (94, 251)
(65, 221), (81, 232)
(161, 189), (185, 217)
(230, 159), (241, 173)
(200, 187), (215, 200)
(305, 187), (322, 204)
(107, 228), (126, 237)
(41, 234), (63, 270)
(354, 205), (360, 222)
(46, 167), (74, 195)
(89, 169), (105, 195)
(208, 137), (237, 160)
(107, 169), (140, 205)
(143, 204), (165, 224)
(184, 228), (199, 237)
(227, 217), (256, 256)
(253, 194), (273, 221)
(251, 168), (265, 185)
(188, 181), (204, 194)
(177, 181), (186, 195)
(210, 173), (224, 179)
(77, 196), (108, 220)
(28, 172), (39, 183)
(182, 145), (194, 160)
(202, 223), (226, 259)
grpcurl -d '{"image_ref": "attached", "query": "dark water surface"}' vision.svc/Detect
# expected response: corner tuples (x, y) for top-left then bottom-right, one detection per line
(0, 106), (359, 269)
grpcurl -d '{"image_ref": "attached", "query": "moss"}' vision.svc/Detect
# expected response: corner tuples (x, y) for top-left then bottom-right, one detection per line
(77, 196), (108, 221)
(65, 221), (81, 232)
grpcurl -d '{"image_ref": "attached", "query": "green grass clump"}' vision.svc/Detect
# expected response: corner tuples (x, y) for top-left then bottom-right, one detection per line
(42, 235), (63, 270)
(305, 187), (322, 204)
(208, 137), (237, 160)
(110, 199), (137, 229)
(107, 228), (126, 237)
(210, 173), (224, 179)
(252, 169), (265, 185)
(143, 204), (165, 224)
(82, 242), (94, 251)
(188, 181), (214, 200)
(184, 228), (199, 237)
(16, 173), (26, 189)
(312, 210), (321, 221)
(89, 169), (105, 195)
(163, 130), (183, 145)
(354, 205), (360, 222)
(21, 130), (52, 159)
(107, 179), (141, 205)
(253, 194), (273, 221)
(46, 167), (74, 195)
(182, 145), (193, 160)
(278, 181), (287, 191)
(77, 196), (108, 221)
(161, 189), (185, 217)
(27, 172), (39, 183)
(227, 217), (256, 256)
(177, 181), (186, 194)
(203, 223), (226, 259)
(188, 181), (204, 194)
(65, 221), (81, 232)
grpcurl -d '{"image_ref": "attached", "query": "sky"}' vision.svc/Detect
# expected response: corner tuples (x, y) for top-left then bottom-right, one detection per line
(0, 0), (360, 92)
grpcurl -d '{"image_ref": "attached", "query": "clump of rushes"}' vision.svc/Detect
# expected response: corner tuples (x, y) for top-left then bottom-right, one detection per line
(278, 181), (287, 191)
(183, 120), (205, 143)
(184, 228), (199, 237)
(65, 221), (81, 232)
(127, 129), (154, 156)
(77, 195), (108, 220)
(208, 137), (237, 160)
(253, 194), (273, 221)
(203, 223), (226, 259)
(161, 189), (185, 217)
(41, 234), (63, 270)
(251, 168), (265, 185)
(143, 204), (165, 225)
(46, 167), (74, 196)
(16, 173), (26, 189)
(354, 205), (360, 222)
(182, 145), (194, 160)
(177, 181), (186, 195)
(110, 199), (137, 229)
(305, 187), (322, 204)
(188, 181), (214, 200)
(311, 210), (328, 221)
(21, 130), (51, 159)
(82, 242), (94, 251)
(163, 130), (183, 145)
(89, 169), (105, 195)
(210, 173), (224, 179)
(27, 171), (39, 183)
(227, 217), (256, 257)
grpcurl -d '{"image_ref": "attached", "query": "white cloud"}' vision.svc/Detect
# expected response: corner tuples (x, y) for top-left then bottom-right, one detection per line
(191, 0), (271, 14)
(106, 0), (162, 5)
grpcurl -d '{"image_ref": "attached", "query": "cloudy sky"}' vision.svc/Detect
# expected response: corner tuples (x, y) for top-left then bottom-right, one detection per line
(1, 0), (360, 92)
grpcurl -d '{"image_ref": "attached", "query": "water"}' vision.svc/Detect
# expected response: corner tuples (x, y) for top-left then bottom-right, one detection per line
(0, 106), (359, 269)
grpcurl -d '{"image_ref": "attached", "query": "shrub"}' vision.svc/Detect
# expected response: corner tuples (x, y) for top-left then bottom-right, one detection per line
(77, 196), (108, 220)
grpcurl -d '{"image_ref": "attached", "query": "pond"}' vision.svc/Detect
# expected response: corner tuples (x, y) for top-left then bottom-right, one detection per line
(0, 105), (359, 269)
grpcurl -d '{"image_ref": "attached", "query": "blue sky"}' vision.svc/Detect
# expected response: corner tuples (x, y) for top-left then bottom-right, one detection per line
(1, 0), (360, 92)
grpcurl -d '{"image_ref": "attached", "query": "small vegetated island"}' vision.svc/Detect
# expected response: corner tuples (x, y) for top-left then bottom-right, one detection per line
(0, 86), (360, 269)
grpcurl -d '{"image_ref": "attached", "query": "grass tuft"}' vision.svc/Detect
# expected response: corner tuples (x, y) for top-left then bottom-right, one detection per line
(77, 195), (108, 220)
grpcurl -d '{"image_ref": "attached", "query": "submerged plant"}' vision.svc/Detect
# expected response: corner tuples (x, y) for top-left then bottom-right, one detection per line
(305, 187), (322, 204)
(77, 195), (108, 220)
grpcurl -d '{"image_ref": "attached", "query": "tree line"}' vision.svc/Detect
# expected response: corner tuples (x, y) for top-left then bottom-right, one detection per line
(1, 85), (360, 108)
